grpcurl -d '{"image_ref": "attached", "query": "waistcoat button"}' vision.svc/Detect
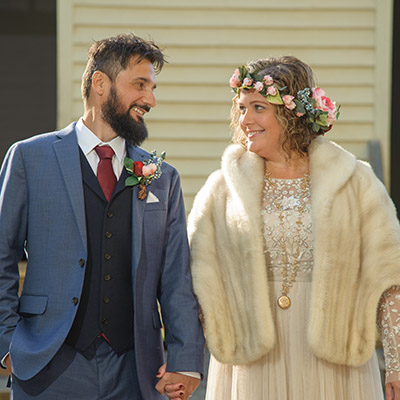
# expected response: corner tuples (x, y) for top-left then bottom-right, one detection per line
(79, 259), (85, 267)
(105, 231), (112, 239)
(104, 274), (111, 281)
(104, 253), (111, 260)
(103, 297), (110, 304)
(107, 211), (113, 218)
(72, 297), (79, 306)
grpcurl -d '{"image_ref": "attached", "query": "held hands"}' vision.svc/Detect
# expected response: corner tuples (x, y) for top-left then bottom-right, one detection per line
(155, 363), (200, 400)
(386, 381), (400, 400)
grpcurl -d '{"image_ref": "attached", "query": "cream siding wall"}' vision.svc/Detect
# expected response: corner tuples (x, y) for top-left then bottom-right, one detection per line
(57, 0), (393, 211)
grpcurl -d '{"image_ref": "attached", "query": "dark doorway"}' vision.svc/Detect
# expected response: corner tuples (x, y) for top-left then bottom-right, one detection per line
(391, 0), (400, 211)
(0, 0), (56, 162)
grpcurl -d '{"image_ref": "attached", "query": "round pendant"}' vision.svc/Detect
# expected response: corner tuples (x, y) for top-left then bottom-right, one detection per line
(277, 295), (291, 309)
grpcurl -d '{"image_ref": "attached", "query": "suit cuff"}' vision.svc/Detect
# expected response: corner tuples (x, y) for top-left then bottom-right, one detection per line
(177, 371), (201, 379)
(1, 353), (9, 369)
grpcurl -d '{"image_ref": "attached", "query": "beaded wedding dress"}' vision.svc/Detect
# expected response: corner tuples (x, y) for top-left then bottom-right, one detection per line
(205, 176), (394, 400)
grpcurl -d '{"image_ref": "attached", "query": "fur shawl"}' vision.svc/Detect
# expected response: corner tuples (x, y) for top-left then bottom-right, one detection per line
(188, 137), (400, 366)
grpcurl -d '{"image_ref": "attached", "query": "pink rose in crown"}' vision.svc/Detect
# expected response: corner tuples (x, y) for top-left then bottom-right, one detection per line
(243, 77), (253, 87)
(296, 111), (305, 117)
(282, 95), (296, 110)
(263, 75), (273, 86)
(324, 97), (337, 124)
(254, 82), (264, 91)
(312, 88), (325, 104)
(267, 86), (277, 96)
(312, 88), (337, 124)
(229, 73), (241, 88)
(142, 163), (157, 177)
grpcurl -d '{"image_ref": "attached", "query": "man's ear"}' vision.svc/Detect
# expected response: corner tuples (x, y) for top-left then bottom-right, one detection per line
(91, 71), (110, 97)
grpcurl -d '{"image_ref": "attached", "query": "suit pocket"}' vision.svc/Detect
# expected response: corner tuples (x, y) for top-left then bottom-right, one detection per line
(145, 189), (167, 212)
(18, 294), (48, 316)
(152, 309), (163, 329)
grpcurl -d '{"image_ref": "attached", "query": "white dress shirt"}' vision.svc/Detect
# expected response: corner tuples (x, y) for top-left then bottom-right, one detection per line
(75, 117), (126, 178)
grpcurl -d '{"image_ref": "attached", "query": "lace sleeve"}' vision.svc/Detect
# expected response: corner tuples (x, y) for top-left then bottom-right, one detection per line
(377, 285), (400, 384)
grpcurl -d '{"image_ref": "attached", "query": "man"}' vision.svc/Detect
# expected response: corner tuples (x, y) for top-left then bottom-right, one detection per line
(0, 34), (204, 399)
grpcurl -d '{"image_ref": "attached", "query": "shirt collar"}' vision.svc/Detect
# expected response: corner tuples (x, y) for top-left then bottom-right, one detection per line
(76, 117), (126, 162)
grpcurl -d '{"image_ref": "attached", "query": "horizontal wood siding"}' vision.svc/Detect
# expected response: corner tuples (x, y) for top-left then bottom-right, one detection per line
(58, 0), (392, 210)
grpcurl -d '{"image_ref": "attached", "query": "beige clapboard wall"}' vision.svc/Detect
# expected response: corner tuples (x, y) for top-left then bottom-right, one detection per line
(57, 0), (393, 211)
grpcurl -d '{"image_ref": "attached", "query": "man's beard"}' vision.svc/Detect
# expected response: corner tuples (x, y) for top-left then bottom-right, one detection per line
(101, 85), (149, 146)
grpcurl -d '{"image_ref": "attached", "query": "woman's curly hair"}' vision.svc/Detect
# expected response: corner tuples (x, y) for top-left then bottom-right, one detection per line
(231, 56), (320, 158)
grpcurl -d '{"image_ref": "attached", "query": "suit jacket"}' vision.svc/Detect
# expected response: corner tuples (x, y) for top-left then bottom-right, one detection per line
(0, 123), (204, 398)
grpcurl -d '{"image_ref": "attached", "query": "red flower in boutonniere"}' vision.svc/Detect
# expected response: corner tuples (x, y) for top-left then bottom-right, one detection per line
(133, 161), (144, 176)
(124, 150), (166, 200)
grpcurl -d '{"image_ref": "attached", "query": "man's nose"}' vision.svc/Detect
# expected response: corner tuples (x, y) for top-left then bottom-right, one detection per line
(143, 89), (156, 108)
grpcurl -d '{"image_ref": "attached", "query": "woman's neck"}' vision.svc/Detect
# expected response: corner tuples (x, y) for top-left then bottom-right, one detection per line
(264, 153), (309, 179)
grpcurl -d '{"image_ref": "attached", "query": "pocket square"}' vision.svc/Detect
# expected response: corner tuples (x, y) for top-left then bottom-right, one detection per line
(146, 191), (160, 203)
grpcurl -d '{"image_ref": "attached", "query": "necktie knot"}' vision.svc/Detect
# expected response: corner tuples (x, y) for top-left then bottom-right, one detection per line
(95, 145), (115, 160)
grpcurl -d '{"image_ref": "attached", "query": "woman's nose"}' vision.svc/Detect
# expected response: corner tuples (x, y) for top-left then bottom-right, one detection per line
(240, 110), (254, 127)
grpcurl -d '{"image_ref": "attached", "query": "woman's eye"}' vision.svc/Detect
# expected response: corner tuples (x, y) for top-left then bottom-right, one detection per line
(239, 106), (246, 113)
(255, 105), (265, 111)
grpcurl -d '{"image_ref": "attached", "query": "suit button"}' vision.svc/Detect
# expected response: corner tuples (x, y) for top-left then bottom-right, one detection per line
(102, 318), (109, 326)
(104, 274), (111, 281)
(107, 211), (113, 218)
(104, 253), (111, 261)
(105, 232), (112, 239)
(103, 297), (110, 304)
(79, 259), (85, 267)
(72, 297), (79, 306)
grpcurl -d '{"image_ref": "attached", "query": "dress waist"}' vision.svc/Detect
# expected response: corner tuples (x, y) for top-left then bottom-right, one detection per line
(267, 270), (312, 282)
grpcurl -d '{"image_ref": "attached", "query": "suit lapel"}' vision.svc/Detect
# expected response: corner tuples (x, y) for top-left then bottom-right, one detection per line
(126, 145), (147, 274)
(79, 149), (106, 201)
(53, 123), (87, 252)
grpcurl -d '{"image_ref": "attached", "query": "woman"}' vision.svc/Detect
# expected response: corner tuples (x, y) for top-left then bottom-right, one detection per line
(188, 56), (400, 399)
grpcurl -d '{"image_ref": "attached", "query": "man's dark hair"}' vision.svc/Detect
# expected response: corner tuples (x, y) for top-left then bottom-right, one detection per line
(81, 33), (166, 102)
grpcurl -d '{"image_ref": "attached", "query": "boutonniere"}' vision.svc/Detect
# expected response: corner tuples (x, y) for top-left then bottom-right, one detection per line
(124, 150), (166, 200)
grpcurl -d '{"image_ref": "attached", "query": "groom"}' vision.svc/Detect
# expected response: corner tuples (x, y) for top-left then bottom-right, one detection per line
(0, 34), (204, 399)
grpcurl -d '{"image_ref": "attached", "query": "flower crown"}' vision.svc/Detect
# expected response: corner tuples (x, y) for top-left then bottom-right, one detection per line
(229, 65), (340, 134)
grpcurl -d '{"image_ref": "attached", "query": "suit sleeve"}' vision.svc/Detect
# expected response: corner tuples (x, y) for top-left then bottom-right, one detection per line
(158, 168), (205, 376)
(0, 143), (28, 360)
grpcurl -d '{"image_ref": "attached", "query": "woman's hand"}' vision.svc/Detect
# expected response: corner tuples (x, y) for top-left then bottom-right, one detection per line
(4, 354), (11, 375)
(386, 381), (400, 399)
(155, 363), (200, 400)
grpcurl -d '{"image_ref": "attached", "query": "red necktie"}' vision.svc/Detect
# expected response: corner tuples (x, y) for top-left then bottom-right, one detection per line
(94, 145), (117, 201)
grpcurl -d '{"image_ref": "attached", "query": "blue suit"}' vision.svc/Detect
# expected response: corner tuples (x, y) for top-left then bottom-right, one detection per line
(0, 123), (204, 398)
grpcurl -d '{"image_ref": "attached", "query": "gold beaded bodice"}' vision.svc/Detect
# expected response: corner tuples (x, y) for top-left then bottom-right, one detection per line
(261, 176), (313, 276)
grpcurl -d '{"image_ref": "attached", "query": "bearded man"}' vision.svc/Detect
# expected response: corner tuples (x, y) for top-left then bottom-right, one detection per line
(0, 34), (204, 400)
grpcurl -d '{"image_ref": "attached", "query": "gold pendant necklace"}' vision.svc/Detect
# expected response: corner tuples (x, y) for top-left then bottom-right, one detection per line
(265, 170), (310, 310)
(277, 295), (291, 309)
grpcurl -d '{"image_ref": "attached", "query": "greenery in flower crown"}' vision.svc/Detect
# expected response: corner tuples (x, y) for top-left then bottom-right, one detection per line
(229, 65), (341, 134)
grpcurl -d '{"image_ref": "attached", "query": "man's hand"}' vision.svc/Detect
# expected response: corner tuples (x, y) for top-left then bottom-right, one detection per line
(155, 363), (200, 400)
(386, 381), (400, 400)
(4, 354), (11, 375)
